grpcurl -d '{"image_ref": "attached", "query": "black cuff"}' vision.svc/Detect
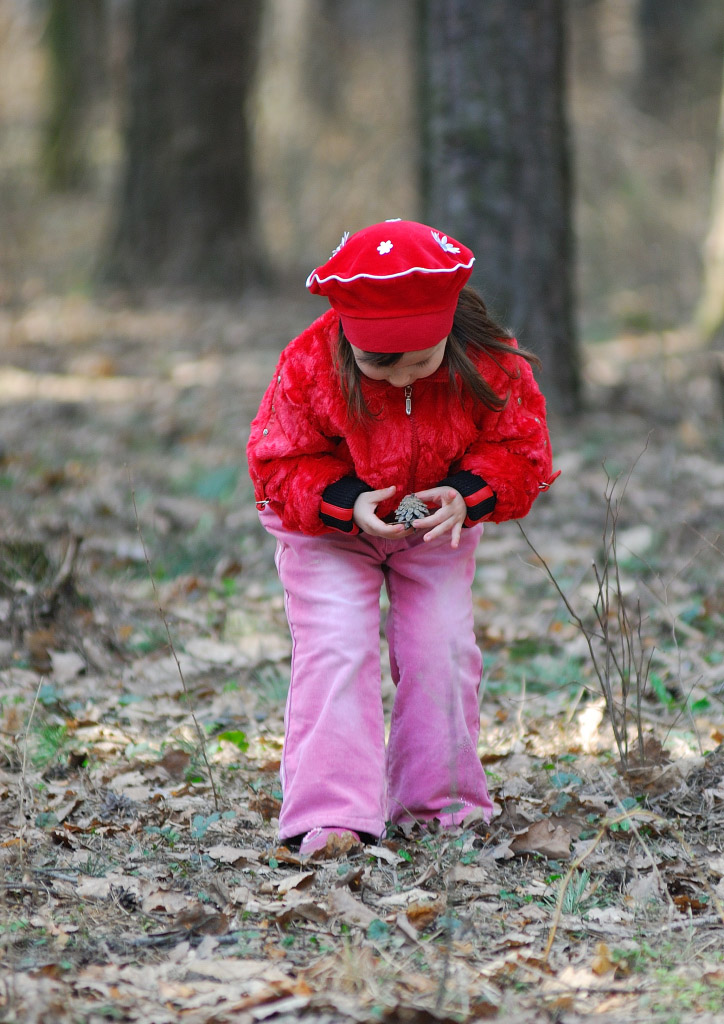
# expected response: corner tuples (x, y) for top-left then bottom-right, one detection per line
(439, 470), (496, 524)
(320, 476), (372, 534)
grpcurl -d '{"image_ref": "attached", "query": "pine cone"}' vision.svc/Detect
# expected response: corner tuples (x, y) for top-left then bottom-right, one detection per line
(394, 494), (431, 526)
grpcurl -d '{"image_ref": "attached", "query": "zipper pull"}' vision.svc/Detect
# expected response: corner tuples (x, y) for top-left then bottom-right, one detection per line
(404, 385), (412, 415)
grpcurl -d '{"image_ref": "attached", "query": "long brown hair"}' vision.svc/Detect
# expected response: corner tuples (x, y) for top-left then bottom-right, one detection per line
(336, 286), (541, 422)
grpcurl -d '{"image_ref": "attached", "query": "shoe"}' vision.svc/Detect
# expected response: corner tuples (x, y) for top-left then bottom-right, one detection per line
(299, 826), (361, 857)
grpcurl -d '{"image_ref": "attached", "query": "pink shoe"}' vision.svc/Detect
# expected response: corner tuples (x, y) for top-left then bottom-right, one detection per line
(299, 826), (361, 857)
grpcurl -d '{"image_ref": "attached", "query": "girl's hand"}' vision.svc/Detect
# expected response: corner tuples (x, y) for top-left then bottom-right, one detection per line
(353, 486), (407, 538)
(410, 487), (466, 548)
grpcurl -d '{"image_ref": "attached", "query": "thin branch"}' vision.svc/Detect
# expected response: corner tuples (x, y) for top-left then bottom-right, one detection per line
(686, 525), (724, 559)
(543, 808), (669, 963)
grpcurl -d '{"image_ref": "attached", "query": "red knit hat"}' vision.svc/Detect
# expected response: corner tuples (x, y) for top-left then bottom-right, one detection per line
(306, 219), (475, 352)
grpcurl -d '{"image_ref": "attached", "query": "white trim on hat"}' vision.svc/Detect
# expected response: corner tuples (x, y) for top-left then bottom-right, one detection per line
(305, 257), (475, 290)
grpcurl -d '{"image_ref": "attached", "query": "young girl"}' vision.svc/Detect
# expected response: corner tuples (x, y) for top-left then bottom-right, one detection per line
(247, 219), (557, 856)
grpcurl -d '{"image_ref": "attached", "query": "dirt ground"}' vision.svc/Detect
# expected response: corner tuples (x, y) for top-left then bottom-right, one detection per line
(1, 229), (724, 1024)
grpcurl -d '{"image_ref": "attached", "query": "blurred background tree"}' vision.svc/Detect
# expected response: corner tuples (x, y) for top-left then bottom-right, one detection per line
(252, 0), (417, 281)
(42, 0), (108, 190)
(104, 0), (265, 291)
(418, 0), (579, 414)
(697, 54), (724, 402)
(635, 0), (724, 116)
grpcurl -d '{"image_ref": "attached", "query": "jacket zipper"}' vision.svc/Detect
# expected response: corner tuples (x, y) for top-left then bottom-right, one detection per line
(404, 385), (420, 493)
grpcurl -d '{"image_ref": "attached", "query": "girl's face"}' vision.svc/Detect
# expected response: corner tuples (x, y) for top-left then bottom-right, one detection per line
(350, 337), (448, 388)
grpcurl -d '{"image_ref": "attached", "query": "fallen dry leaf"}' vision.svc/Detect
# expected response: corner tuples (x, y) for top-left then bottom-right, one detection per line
(405, 900), (444, 930)
(446, 862), (496, 886)
(141, 888), (190, 915)
(273, 892), (329, 926)
(366, 844), (404, 864)
(206, 844), (261, 866)
(276, 870), (315, 895)
(156, 747), (191, 777)
(510, 818), (574, 859)
(327, 887), (378, 928)
(591, 941), (617, 976)
(173, 904), (230, 935)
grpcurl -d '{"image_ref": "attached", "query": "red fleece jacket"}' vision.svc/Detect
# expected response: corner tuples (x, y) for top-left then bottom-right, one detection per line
(247, 310), (556, 536)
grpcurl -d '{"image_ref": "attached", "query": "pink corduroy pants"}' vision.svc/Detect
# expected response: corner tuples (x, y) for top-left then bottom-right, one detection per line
(260, 508), (494, 841)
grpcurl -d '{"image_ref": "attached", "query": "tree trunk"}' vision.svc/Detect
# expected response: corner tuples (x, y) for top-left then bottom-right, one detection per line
(418, 0), (580, 415)
(42, 0), (108, 190)
(636, 0), (724, 117)
(697, 56), (724, 407)
(104, 0), (264, 291)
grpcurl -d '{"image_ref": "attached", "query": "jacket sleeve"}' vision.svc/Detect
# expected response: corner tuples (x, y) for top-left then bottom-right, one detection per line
(437, 469), (497, 526)
(247, 329), (360, 535)
(456, 350), (557, 523)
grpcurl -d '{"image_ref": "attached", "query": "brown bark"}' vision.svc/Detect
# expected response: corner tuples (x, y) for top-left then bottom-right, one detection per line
(636, 0), (724, 117)
(104, 0), (264, 292)
(42, 0), (108, 190)
(697, 56), (724, 406)
(418, 0), (580, 415)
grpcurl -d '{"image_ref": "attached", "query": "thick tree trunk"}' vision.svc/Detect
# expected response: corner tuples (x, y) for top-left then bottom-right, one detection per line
(104, 0), (264, 291)
(42, 0), (108, 190)
(636, 0), (724, 117)
(418, 0), (580, 415)
(697, 57), (724, 408)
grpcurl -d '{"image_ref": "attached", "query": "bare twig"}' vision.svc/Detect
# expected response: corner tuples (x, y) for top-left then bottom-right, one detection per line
(686, 526), (724, 559)
(517, 447), (656, 770)
(129, 480), (219, 811)
(543, 808), (668, 963)
(596, 767), (676, 916)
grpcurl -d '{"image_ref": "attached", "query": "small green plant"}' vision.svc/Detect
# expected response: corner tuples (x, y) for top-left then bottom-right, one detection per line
(31, 723), (69, 767)
(499, 889), (534, 908)
(252, 662), (290, 705)
(0, 918), (30, 935)
(191, 810), (235, 841)
(645, 968), (724, 1019)
(542, 869), (591, 914)
(77, 853), (107, 877)
(648, 672), (677, 710)
(216, 729), (248, 752)
(366, 919), (390, 942)
(144, 825), (180, 848)
(608, 796), (639, 833)
(127, 626), (169, 654)
(546, 768), (583, 789)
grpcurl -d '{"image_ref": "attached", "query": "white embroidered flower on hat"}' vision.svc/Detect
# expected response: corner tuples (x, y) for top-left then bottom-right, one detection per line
(432, 231), (460, 254)
(305, 219), (475, 353)
(331, 231), (349, 256)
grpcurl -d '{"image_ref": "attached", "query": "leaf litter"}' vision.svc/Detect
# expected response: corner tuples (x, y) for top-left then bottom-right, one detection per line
(0, 295), (724, 1023)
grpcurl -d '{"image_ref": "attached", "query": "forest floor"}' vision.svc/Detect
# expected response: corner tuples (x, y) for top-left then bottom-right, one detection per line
(1, 277), (724, 1024)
